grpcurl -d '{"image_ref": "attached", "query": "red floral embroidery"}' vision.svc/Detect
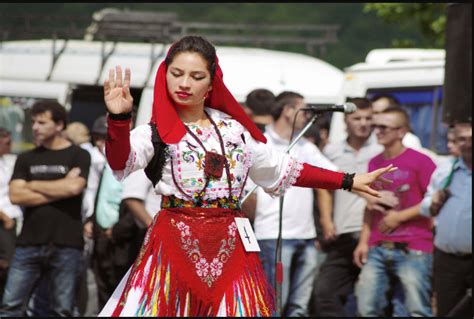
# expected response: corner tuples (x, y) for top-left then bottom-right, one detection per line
(172, 219), (237, 287)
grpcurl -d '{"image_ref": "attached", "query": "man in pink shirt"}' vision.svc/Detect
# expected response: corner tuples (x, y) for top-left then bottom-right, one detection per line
(353, 106), (436, 316)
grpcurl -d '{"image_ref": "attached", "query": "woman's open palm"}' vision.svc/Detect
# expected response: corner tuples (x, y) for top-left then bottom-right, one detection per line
(352, 164), (397, 197)
(104, 66), (133, 114)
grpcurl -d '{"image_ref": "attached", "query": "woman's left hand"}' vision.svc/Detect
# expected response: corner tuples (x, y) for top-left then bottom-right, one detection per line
(352, 164), (397, 197)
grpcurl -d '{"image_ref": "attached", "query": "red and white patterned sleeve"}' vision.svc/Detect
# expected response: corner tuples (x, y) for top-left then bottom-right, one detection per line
(105, 117), (155, 181)
(246, 132), (343, 196)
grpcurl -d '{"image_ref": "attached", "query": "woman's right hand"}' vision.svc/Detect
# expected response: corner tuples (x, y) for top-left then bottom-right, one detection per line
(103, 65), (134, 114)
(352, 164), (397, 198)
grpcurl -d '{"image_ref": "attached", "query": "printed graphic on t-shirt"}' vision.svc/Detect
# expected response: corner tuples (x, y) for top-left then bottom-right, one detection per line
(376, 168), (421, 237)
(30, 165), (69, 179)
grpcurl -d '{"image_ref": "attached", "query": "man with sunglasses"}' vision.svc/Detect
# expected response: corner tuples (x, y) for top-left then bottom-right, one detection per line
(354, 106), (436, 316)
(370, 94), (422, 150)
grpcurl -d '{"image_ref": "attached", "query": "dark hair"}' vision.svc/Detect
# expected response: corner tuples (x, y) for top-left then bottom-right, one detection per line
(245, 88), (275, 116)
(272, 91), (304, 121)
(382, 105), (410, 128)
(165, 35), (217, 81)
(370, 94), (400, 107)
(346, 97), (372, 110)
(0, 127), (11, 137)
(30, 100), (68, 129)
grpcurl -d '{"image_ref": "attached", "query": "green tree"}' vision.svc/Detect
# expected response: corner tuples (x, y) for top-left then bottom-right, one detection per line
(364, 3), (447, 48)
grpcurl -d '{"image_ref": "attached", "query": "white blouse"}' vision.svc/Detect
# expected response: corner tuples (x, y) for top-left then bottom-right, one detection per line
(112, 108), (303, 201)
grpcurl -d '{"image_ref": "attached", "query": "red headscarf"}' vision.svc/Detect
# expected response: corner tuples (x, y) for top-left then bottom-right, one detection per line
(150, 46), (267, 144)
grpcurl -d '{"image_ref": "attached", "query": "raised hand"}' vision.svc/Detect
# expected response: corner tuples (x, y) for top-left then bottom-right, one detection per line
(104, 66), (133, 115)
(352, 164), (397, 198)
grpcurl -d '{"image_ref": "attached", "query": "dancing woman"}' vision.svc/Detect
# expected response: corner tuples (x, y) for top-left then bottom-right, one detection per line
(99, 35), (395, 317)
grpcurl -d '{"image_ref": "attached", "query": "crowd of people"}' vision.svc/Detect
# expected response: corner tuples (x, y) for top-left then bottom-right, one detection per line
(0, 35), (471, 317)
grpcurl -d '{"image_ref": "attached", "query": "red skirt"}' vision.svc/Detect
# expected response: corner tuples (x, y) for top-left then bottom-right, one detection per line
(100, 207), (275, 317)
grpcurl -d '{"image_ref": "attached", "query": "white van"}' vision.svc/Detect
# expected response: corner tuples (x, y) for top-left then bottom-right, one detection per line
(329, 48), (448, 159)
(1, 39), (343, 153)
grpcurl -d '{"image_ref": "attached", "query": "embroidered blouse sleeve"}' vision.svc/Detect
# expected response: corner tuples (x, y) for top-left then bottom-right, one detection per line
(107, 123), (155, 181)
(246, 132), (303, 196)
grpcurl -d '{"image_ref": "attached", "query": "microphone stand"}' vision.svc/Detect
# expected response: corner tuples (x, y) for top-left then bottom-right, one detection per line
(241, 112), (320, 315)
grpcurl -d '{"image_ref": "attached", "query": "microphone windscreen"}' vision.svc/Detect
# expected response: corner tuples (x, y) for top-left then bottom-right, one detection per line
(344, 102), (357, 113)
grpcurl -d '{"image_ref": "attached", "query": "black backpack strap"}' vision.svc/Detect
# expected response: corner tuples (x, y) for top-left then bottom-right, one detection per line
(144, 122), (168, 187)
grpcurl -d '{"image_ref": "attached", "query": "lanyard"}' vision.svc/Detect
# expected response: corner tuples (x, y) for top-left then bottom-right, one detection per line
(442, 157), (459, 190)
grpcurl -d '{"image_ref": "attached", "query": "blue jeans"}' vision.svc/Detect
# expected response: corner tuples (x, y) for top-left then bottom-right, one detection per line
(258, 239), (318, 316)
(0, 245), (83, 317)
(355, 246), (433, 317)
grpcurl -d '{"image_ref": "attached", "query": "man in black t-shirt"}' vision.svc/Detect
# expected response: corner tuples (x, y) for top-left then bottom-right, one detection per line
(0, 101), (90, 317)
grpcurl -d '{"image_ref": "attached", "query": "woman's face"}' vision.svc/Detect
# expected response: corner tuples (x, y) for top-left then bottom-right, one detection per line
(166, 51), (212, 108)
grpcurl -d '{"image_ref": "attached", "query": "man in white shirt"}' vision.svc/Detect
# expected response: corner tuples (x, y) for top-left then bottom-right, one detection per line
(82, 117), (108, 222)
(249, 91), (337, 316)
(0, 128), (23, 301)
(120, 169), (162, 229)
(109, 169), (163, 276)
(313, 98), (384, 316)
(70, 117), (107, 316)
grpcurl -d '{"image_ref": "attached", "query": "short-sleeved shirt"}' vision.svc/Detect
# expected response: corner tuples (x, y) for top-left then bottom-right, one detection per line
(367, 148), (436, 252)
(11, 144), (90, 248)
(323, 138), (383, 235)
(81, 144), (106, 221)
(420, 157), (472, 254)
(95, 164), (123, 229)
(121, 169), (162, 228)
(0, 153), (22, 219)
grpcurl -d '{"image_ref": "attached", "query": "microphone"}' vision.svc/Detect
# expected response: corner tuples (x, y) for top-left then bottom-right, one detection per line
(302, 102), (357, 114)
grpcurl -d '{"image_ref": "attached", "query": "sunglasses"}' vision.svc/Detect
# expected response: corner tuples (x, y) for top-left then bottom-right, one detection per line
(372, 124), (401, 132)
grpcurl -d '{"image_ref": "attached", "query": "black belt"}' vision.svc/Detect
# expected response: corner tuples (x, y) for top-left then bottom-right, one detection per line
(437, 247), (472, 259)
(451, 252), (472, 258)
(377, 240), (408, 252)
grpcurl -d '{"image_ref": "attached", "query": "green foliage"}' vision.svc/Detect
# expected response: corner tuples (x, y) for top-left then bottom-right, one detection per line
(363, 3), (447, 48)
